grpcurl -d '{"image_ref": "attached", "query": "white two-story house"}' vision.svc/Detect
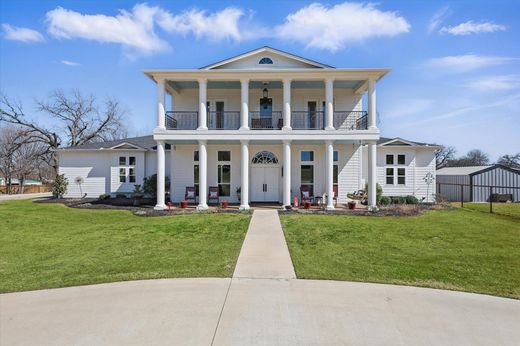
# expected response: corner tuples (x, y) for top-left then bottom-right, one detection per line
(59, 47), (438, 209)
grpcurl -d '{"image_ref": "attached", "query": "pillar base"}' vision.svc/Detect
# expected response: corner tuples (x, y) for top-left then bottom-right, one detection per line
(154, 126), (166, 132)
(282, 126), (292, 131)
(239, 126), (250, 131)
(326, 205), (335, 211)
(197, 126), (208, 131)
(197, 204), (209, 211)
(239, 204), (250, 210)
(325, 126), (335, 131)
(368, 126), (378, 130)
(368, 205), (379, 212)
(154, 204), (167, 210)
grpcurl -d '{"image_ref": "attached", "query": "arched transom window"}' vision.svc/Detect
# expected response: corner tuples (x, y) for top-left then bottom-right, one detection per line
(251, 151), (279, 164)
(259, 57), (273, 65)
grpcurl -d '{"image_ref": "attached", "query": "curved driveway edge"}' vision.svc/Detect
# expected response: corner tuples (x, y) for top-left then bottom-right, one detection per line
(1, 278), (519, 346)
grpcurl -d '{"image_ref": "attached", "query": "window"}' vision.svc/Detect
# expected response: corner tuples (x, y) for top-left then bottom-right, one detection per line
(301, 151), (314, 162)
(128, 167), (136, 183)
(259, 57), (273, 64)
(333, 151), (338, 162)
(218, 151), (231, 161)
(386, 168), (394, 185)
(218, 165), (231, 196)
(119, 168), (126, 183)
(397, 168), (406, 185)
(129, 156), (136, 166)
(252, 151), (278, 164)
(301, 165), (314, 195)
(194, 165), (199, 196)
(398, 154), (405, 165)
(194, 150), (199, 162)
(119, 156), (126, 165)
(386, 154), (394, 165)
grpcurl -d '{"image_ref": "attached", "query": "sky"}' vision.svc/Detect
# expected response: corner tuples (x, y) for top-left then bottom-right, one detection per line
(1, 0), (519, 160)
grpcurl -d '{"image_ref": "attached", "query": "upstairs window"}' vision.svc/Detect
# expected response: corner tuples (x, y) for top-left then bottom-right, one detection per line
(301, 151), (314, 162)
(259, 57), (273, 65)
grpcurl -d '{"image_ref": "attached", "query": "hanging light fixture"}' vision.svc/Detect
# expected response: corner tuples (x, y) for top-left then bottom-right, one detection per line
(263, 87), (269, 98)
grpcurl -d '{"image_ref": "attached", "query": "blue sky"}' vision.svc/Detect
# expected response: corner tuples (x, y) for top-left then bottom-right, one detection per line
(1, 0), (519, 160)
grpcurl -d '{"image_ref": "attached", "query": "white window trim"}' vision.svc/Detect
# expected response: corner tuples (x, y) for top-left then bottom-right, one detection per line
(384, 153), (407, 186)
(118, 155), (137, 184)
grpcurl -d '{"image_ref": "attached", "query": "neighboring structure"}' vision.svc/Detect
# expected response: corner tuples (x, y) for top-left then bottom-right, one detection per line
(437, 165), (520, 202)
(58, 46), (438, 208)
(0, 178), (43, 186)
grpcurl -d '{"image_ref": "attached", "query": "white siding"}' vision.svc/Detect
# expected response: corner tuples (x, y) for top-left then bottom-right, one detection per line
(59, 151), (111, 198)
(212, 51), (320, 69)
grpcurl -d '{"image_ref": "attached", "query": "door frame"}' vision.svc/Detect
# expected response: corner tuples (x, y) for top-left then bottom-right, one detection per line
(304, 97), (321, 129)
(250, 165), (281, 203)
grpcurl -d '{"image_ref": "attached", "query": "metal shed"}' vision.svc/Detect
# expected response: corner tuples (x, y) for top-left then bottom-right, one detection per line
(437, 165), (520, 202)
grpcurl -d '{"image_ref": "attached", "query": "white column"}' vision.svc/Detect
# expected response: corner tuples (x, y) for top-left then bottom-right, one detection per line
(367, 141), (377, 210)
(156, 78), (166, 130)
(198, 79), (208, 130)
(154, 140), (166, 210)
(240, 78), (249, 130)
(283, 140), (292, 207)
(240, 140), (250, 210)
(368, 77), (377, 130)
(282, 78), (292, 130)
(325, 78), (334, 130)
(169, 143), (174, 202)
(325, 140), (335, 210)
(197, 140), (208, 210)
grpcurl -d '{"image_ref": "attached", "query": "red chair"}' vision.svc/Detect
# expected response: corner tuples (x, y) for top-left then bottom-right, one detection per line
(185, 186), (196, 204)
(300, 185), (314, 204)
(208, 186), (220, 204)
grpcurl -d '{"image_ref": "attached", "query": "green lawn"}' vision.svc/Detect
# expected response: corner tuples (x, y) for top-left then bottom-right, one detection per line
(281, 207), (520, 299)
(460, 202), (520, 219)
(0, 200), (250, 293)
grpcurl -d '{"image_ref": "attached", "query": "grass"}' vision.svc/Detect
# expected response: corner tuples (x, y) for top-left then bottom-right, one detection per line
(460, 202), (520, 219)
(0, 200), (250, 293)
(281, 206), (520, 299)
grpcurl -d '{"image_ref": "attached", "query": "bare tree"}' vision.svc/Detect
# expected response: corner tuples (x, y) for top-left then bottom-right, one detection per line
(449, 149), (490, 167)
(0, 126), (25, 194)
(0, 90), (127, 175)
(13, 140), (47, 193)
(435, 145), (456, 169)
(497, 153), (520, 169)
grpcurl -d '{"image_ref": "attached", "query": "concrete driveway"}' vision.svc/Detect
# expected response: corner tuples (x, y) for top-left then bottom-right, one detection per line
(1, 278), (519, 346)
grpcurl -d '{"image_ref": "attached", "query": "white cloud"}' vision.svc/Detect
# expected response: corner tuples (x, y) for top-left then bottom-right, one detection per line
(275, 2), (410, 52)
(60, 60), (80, 66)
(1, 24), (44, 43)
(157, 7), (249, 41)
(440, 21), (506, 35)
(464, 75), (520, 92)
(424, 54), (517, 73)
(428, 6), (452, 33)
(45, 4), (169, 55)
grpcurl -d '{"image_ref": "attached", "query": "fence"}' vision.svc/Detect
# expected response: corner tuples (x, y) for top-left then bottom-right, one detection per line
(437, 182), (520, 214)
(0, 185), (52, 195)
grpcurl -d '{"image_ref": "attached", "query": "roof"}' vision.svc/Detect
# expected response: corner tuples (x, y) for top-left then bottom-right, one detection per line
(199, 46), (334, 70)
(377, 137), (438, 147)
(60, 135), (156, 151)
(436, 166), (492, 175)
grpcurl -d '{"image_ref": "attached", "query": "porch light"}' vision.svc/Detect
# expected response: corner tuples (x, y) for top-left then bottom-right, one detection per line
(263, 88), (269, 98)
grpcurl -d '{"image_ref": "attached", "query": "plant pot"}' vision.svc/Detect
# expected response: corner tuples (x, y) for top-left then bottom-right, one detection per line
(222, 201), (229, 209)
(304, 201), (311, 209)
(348, 202), (356, 210)
(180, 200), (188, 208)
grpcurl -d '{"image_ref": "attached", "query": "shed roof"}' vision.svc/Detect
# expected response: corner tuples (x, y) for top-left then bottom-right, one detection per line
(437, 166), (493, 175)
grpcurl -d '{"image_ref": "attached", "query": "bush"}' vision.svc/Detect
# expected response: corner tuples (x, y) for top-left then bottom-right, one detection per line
(379, 196), (391, 205)
(143, 174), (170, 196)
(405, 195), (419, 204)
(365, 182), (383, 205)
(52, 174), (68, 198)
(390, 196), (406, 204)
(115, 193), (127, 199)
(99, 194), (110, 200)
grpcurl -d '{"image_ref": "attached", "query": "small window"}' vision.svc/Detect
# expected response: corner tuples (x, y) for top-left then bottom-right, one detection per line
(128, 168), (136, 183)
(252, 151), (278, 164)
(386, 155), (394, 165)
(301, 151), (314, 162)
(194, 151), (199, 162)
(259, 57), (273, 65)
(218, 164), (231, 196)
(119, 168), (126, 183)
(218, 151), (231, 162)
(386, 168), (394, 185)
(129, 156), (136, 166)
(398, 154), (405, 165)
(119, 156), (126, 165)
(333, 151), (338, 162)
(398, 168), (406, 185)
(194, 165), (199, 196)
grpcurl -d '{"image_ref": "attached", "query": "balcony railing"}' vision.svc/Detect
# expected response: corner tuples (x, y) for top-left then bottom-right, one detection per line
(249, 111), (283, 130)
(291, 111), (325, 130)
(166, 111), (198, 130)
(333, 111), (368, 130)
(207, 111), (240, 130)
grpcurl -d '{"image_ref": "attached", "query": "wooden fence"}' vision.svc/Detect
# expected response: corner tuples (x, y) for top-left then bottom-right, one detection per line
(0, 185), (52, 194)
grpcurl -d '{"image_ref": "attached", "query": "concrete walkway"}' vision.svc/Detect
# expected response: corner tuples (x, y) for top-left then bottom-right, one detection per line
(0, 192), (51, 200)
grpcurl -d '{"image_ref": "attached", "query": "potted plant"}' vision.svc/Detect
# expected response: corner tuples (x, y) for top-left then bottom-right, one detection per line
(236, 186), (241, 201)
(348, 200), (357, 210)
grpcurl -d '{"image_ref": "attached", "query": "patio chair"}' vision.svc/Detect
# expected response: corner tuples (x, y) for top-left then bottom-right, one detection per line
(185, 186), (197, 204)
(208, 186), (220, 204)
(300, 185), (314, 204)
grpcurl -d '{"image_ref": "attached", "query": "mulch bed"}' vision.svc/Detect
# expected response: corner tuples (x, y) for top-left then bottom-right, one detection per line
(280, 203), (453, 216)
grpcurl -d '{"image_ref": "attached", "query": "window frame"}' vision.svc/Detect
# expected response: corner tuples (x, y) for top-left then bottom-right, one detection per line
(385, 168), (394, 185)
(384, 153), (407, 186)
(397, 168), (406, 185)
(300, 150), (314, 162)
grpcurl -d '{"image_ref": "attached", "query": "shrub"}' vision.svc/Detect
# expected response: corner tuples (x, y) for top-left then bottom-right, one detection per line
(379, 196), (391, 205)
(52, 174), (68, 198)
(390, 196), (406, 204)
(99, 194), (110, 200)
(405, 195), (419, 204)
(365, 182), (383, 205)
(115, 193), (127, 199)
(143, 174), (170, 196)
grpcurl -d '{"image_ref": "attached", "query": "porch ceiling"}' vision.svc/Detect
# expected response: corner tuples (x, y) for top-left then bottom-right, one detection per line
(167, 80), (363, 91)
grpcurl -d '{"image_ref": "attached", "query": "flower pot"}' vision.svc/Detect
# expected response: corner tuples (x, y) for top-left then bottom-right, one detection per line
(304, 201), (311, 209)
(180, 200), (188, 208)
(222, 201), (228, 209)
(348, 202), (356, 210)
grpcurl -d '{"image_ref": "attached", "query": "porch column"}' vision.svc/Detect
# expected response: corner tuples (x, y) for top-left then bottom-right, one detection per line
(156, 78), (166, 130)
(368, 77), (377, 130)
(282, 78), (292, 130)
(325, 140), (335, 210)
(240, 140), (250, 210)
(198, 78), (208, 130)
(325, 78), (334, 130)
(169, 143), (174, 202)
(367, 140), (377, 210)
(197, 140), (208, 210)
(154, 140), (166, 210)
(240, 78), (249, 130)
(283, 140), (292, 207)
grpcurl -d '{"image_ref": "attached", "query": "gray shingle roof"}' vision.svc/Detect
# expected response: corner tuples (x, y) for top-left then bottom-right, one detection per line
(60, 135), (155, 150)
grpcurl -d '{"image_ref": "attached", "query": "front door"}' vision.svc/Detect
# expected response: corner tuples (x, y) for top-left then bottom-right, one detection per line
(207, 100), (225, 129)
(259, 97), (273, 128)
(307, 101), (317, 129)
(251, 166), (280, 202)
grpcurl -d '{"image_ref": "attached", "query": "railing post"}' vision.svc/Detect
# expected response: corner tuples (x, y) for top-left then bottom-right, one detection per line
(490, 186), (493, 214)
